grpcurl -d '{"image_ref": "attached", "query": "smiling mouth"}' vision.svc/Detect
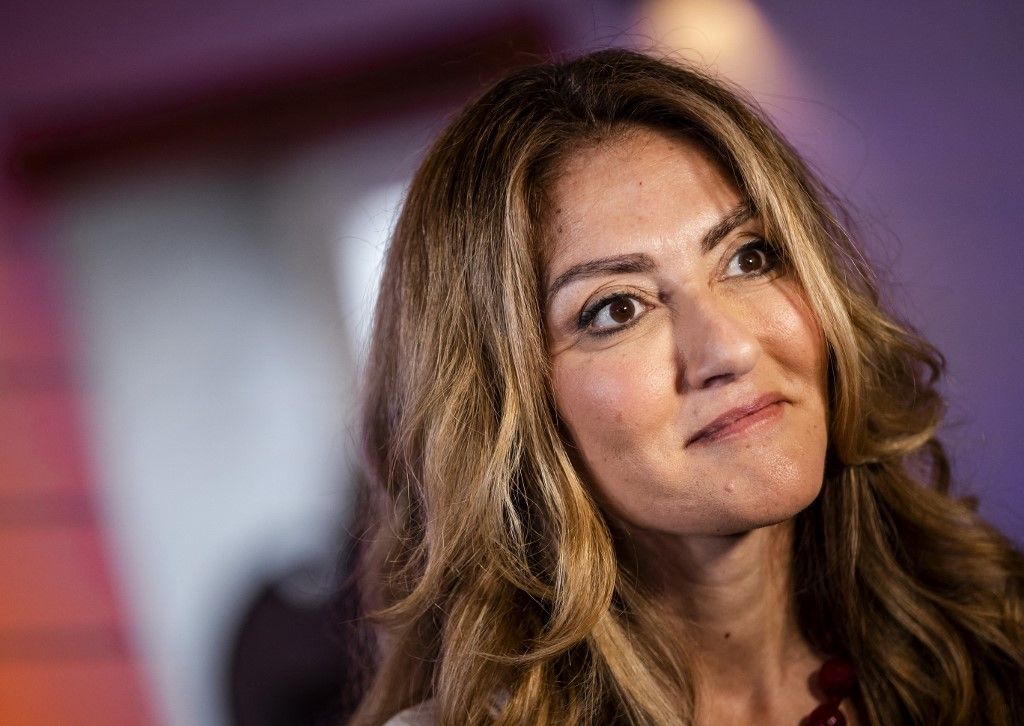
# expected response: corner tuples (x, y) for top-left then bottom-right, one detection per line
(686, 395), (786, 447)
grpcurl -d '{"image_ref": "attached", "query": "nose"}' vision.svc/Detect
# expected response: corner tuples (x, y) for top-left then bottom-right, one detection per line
(675, 294), (760, 391)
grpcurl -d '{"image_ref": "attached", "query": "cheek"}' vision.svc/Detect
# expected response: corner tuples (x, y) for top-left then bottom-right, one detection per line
(755, 285), (830, 492)
(762, 282), (828, 388)
(551, 350), (671, 456)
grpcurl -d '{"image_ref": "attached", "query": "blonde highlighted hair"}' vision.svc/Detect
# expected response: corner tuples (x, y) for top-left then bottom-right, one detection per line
(350, 49), (1024, 724)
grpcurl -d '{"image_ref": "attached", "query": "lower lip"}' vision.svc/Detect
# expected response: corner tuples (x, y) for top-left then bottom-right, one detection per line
(689, 402), (785, 446)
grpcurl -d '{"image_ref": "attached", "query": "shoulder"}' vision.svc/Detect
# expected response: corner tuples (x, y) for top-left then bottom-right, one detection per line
(383, 699), (437, 726)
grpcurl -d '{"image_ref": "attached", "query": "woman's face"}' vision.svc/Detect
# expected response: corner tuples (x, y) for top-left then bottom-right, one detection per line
(544, 127), (828, 537)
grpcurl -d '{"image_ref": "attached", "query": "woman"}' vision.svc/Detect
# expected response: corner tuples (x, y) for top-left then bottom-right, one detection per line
(349, 49), (1024, 725)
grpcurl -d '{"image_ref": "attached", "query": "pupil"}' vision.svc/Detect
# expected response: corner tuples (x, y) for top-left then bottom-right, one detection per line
(739, 250), (763, 273)
(610, 299), (634, 323)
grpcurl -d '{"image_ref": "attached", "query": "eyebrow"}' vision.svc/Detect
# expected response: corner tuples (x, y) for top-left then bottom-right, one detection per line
(546, 253), (656, 303)
(700, 200), (757, 253)
(545, 200), (758, 303)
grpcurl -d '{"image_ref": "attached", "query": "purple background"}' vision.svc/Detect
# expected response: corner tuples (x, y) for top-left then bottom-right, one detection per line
(759, 2), (1024, 541)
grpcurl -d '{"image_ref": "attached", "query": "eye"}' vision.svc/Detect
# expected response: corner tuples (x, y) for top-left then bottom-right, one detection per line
(724, 239), (780, 278)
(580, 294), (647, 334)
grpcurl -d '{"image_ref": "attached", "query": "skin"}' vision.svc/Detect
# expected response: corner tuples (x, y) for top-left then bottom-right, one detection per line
(544, 127), (853, 723)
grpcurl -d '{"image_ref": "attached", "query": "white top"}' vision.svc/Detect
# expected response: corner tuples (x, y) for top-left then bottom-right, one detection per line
(382, 699), (437, 726)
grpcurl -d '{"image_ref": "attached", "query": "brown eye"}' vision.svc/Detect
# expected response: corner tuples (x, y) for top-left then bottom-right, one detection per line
(737, 249), (765, 273)
(609, 298), (636, 323)
(725, 240), (779, 278)
(586, 294), (647, 332)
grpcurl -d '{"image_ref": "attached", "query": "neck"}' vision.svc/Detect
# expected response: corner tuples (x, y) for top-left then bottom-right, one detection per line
(622, 521), (821, 715)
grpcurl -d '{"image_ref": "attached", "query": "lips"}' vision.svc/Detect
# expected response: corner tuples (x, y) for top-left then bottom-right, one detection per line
(686, 393), (786, 446)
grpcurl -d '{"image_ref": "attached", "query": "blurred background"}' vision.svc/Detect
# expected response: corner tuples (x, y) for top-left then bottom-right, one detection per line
(1, 1), (1021, 724)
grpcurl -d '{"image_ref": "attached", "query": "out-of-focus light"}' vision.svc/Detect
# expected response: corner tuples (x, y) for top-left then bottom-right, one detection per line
(635, 0), (797, 94)
(633, 0), (854, 182)
(333, 180), (406, 363)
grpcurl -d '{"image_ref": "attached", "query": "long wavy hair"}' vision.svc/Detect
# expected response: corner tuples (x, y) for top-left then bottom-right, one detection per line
(350, 49), (1024, 725)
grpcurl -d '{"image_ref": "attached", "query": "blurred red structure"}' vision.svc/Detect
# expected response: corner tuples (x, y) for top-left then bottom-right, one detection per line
(0, 217), (155, 722)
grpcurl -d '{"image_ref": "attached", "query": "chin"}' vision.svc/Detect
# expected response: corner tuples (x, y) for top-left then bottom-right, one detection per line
(632, 471), (824, 538)
(586, 438), (828, 538)
(604, 487), (821, 539)
(719, 476), (824, 535)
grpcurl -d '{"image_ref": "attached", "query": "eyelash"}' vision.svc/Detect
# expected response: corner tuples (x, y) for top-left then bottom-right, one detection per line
(576, 239), (784, 336)
(578, 290), (648, 336)
(725, 238), (784, 278)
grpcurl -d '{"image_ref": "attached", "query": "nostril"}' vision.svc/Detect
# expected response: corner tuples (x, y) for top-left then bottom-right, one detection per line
(701, 371), (738, 389)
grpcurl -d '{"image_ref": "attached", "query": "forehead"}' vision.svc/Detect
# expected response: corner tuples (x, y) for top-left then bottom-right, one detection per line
(543, 127), (742, 276)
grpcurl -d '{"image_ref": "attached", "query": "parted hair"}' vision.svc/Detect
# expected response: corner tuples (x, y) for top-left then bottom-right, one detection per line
(349, 49), (1024, 725)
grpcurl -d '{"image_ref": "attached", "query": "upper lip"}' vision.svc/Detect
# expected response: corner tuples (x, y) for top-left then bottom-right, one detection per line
(686, 393), (786, 446)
